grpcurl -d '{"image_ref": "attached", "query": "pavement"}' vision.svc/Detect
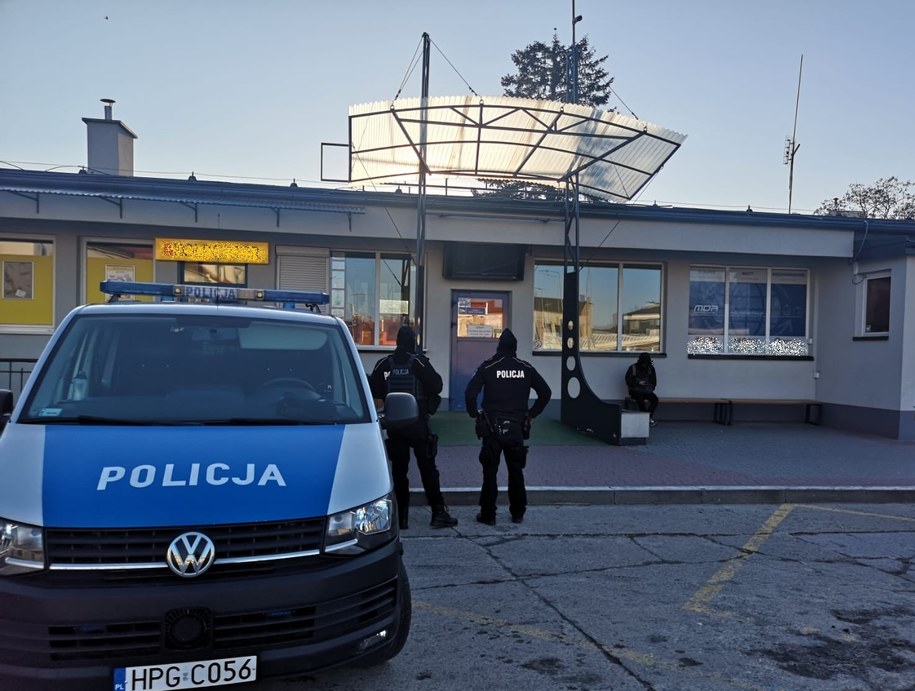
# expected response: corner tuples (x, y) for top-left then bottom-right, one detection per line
(409, 414), (915, 506)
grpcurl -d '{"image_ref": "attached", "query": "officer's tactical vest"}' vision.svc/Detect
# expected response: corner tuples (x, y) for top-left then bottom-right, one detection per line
(387, 354), (424, 405)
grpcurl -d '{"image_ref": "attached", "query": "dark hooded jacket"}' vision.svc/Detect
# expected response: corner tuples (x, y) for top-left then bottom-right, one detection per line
(369, 326), (443, 416)
(625, 353), (657, 393)
(464, 328), (551, 421)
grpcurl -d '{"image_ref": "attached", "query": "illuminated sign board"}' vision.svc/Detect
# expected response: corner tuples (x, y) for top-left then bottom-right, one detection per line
(154, 239), (270, 265)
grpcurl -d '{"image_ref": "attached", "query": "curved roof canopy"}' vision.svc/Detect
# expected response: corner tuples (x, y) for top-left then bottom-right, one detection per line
(349, 95), (686, 201)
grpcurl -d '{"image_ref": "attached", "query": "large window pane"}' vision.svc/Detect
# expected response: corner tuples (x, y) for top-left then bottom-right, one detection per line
(769, 270), (808, 337)
(533, 265), (563, 350)
(728, 268), (767, 337)
(580, 266), (618, 352)
(379, 255), (414, 346)
(688, 267), (724, 354)
(621, 266), (661, 352)
(332, 254), (375, 345)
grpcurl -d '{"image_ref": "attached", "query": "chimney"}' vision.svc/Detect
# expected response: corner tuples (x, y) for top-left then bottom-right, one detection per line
(82, 98), (138, 176)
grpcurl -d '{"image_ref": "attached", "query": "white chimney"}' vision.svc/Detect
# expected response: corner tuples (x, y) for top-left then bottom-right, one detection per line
(82, 98), (138, 176)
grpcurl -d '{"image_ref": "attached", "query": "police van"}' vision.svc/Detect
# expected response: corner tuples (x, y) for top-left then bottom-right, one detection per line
(0, 281), (417, 690)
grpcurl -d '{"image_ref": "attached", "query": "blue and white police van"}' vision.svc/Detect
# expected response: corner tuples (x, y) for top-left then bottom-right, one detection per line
(0, 281), (417, 690)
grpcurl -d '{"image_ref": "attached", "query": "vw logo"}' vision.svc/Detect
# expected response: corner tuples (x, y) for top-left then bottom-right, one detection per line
(166, 532), (216, 578)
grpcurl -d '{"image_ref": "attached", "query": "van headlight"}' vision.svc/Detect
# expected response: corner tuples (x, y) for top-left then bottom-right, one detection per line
(324, 496), (393, 554)
(0, 518), (45, 575)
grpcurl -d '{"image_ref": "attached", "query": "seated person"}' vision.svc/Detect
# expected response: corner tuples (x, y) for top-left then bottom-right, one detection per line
(625, 352), (659, 426)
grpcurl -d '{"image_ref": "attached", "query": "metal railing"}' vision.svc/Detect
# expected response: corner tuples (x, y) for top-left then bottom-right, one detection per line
(1, 358), (37, 399)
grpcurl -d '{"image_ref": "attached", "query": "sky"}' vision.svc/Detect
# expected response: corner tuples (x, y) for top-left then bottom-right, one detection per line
(2, 0), (914, 214)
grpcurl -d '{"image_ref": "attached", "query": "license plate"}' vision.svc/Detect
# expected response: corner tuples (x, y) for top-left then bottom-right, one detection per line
(113, 655), (257, 690)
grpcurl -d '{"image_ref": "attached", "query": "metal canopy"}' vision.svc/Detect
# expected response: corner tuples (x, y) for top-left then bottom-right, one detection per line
(349, 95), (686, 201)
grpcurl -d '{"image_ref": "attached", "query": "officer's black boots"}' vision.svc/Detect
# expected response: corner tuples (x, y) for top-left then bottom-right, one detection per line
(399, 510), (409, 530)
(430, 505), (458, 528)
(475, 512), (496, 526)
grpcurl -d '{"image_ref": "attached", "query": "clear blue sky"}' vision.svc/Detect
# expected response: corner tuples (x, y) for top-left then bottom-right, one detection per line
(2, 0), (913, 213)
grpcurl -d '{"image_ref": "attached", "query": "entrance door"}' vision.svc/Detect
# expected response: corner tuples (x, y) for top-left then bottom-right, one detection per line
(449, 291), (511, 411)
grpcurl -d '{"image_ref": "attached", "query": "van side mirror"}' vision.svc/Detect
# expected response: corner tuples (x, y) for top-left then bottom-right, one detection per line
(0, 389), (13, 433)
(380, 392), (419, 430)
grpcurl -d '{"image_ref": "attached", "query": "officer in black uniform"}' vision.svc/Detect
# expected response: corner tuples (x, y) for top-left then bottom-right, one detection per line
(464, 328), (551, 525)
(369, 326), (457, 530)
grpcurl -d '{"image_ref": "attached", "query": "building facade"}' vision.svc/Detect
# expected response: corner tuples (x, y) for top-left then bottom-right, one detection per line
(2, 112), (913, 439)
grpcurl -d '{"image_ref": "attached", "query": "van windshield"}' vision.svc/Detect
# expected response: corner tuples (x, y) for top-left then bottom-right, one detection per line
(21, 313), (370, 425)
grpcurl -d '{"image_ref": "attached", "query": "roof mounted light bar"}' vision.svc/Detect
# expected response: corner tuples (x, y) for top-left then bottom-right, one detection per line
(99, 280), (330, 310)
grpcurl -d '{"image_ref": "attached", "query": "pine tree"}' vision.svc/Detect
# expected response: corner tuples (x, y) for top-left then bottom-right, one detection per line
(500, 33), (614, 108)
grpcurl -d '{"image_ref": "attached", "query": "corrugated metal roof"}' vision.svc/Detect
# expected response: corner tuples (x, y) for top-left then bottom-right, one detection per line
(349, 96), (687, 201)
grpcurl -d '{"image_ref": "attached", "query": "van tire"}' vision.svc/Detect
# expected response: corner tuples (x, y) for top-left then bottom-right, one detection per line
(359, 562), (412, 666)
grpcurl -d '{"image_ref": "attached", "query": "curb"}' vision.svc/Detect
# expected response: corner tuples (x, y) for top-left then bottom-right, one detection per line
(426, 486), (915, 506)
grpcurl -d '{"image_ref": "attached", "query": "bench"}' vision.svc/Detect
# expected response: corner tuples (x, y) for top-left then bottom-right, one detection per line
(625, 397), (821, 426)
(624, 396), (730, 424)
(717, 399), (822, 426)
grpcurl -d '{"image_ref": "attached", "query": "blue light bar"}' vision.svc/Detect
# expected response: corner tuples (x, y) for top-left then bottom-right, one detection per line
(99, 280), (330, 306)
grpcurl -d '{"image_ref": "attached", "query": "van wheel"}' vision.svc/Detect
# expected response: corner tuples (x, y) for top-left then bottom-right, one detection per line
(358, 563), (412, 667)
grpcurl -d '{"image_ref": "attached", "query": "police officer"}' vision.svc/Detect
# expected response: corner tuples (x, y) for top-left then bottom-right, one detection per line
(369, 326), (457, 530)
(464, 328), (551, 525)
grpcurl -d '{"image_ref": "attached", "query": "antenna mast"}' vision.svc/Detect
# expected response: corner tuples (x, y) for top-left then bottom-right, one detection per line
(784, 54), (803, 213)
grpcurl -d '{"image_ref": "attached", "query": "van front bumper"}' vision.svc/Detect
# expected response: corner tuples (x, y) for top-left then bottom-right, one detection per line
(0, 538), (405, 691)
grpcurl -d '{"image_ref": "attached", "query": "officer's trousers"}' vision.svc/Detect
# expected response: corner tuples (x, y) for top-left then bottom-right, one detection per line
(386, 427), (445, 516)
(478, 435), (527, 520)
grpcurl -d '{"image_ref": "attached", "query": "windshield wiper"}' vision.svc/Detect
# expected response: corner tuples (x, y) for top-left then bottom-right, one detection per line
(27, 415), (159, 425)
(199, 418), (340, 426)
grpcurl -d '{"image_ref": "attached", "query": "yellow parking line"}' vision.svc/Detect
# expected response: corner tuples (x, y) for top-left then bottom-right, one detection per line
(796, 503), (915, 523)
(683, 504), (796, 618)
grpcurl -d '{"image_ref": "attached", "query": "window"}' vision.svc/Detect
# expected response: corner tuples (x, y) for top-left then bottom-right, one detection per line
(533, 262), (662, 352)
(85, 241), (154, 303)
(688, 266), (808, 355)
(0, 239), (54, 331)
(331, 252), (414, 347)
(181, 262), (247, 286)
(863, 273), (890, 335)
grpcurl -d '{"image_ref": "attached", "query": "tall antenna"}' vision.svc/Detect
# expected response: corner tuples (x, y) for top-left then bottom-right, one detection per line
(784, 54), (803, 213)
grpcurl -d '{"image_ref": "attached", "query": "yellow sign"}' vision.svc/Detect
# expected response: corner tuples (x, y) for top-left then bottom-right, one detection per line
(154, 239), (270, 265)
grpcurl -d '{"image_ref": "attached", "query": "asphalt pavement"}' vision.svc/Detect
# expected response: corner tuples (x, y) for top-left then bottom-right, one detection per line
(413, 415), (915, 507)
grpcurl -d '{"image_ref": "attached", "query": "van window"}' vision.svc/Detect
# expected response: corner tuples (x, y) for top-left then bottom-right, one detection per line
(22, 314), (370, 425)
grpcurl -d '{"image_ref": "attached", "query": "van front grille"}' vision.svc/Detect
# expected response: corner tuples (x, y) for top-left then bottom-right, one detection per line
(46, 518), (326, 569)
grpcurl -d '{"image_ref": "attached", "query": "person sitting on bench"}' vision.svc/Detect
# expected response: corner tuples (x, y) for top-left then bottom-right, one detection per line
(626, 352), (659, 426)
